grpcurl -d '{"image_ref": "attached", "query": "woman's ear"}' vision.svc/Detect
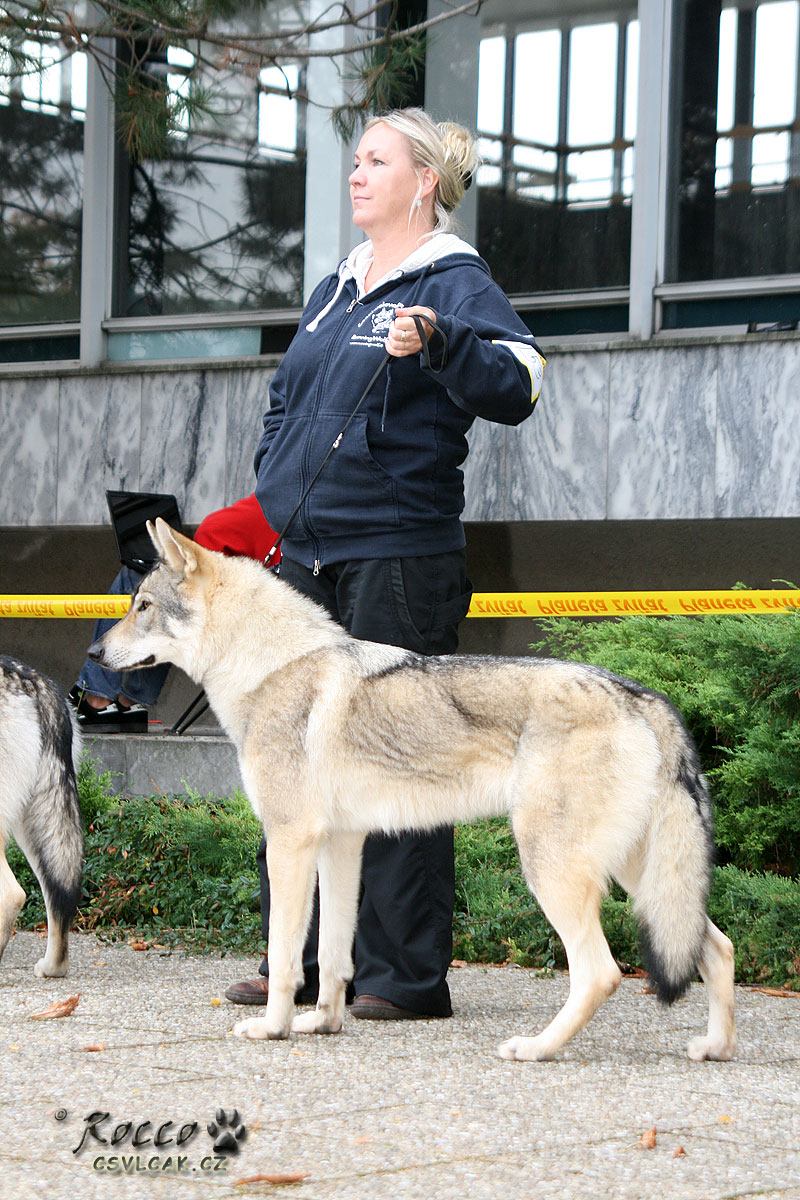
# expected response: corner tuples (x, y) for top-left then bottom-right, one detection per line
(419, 166), (439, 201)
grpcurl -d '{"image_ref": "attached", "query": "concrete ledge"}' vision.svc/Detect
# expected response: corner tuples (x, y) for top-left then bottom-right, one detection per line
(80, 728), (242, 798)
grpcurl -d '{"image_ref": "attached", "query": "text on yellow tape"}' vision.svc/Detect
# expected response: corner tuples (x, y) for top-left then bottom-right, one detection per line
(1, 591), (799, 618)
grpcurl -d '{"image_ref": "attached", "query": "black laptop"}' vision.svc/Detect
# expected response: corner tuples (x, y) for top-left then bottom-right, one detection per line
(106, 490), (183, 573)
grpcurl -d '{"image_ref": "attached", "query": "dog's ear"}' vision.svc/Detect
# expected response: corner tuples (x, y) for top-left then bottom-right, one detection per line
(150, 518), (206, 578)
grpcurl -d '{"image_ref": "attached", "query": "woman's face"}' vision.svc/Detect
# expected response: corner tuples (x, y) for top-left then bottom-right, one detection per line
(349, 122), (436, 238)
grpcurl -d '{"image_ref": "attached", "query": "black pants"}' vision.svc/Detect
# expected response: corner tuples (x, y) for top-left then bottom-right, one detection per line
(256, 550), (472, 1016)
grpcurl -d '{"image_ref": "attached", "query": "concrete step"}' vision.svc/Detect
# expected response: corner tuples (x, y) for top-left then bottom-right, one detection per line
(80, 725), (241, 798)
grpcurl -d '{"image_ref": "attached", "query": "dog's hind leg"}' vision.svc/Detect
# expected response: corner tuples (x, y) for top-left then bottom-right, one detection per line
(292, 831), (365, 1035)
(0, 839), (26, 965)
(687, 918), (737, 1061)
(498, 868), (621, 1062)
(13, 807), (82, 979)
(234, 823), (321, 1041)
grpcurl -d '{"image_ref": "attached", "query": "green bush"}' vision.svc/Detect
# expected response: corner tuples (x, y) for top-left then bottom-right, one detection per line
(533, 608), (800, 874)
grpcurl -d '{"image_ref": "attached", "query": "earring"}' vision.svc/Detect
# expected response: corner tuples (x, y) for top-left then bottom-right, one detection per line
(416, 198), (422, 209)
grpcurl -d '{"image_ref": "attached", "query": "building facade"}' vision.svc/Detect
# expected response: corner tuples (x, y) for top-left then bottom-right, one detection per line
(2, 0), (799, 681)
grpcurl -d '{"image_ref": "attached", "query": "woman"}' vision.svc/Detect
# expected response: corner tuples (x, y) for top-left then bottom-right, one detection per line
(226, 108), (545, 1020)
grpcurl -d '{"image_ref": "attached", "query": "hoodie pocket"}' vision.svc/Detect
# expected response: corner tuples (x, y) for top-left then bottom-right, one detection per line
(257, 412), (400, 540)
(309, 412), (401, 534)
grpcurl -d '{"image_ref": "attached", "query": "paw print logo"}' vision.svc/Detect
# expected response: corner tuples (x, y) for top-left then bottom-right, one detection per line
(207, 1108), (247, 1155)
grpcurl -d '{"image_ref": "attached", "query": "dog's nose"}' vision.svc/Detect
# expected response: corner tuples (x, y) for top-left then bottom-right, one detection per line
(86, 640), (106, 664)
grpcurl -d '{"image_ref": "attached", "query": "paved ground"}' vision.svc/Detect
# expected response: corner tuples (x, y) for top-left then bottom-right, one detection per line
(1, 932), (799, 1200)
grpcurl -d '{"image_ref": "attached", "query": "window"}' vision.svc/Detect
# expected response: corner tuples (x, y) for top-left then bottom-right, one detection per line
(259, 64), (303, 159)
(0, 40), (85, 323)
(668, 0), (800, 285)
(113, 20), (308, 318)
(476, 6), (639, 312)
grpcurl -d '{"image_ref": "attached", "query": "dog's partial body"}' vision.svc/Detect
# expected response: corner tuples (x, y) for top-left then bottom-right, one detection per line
(0, 657), (83, 977)
(90, 521), (736, 1062)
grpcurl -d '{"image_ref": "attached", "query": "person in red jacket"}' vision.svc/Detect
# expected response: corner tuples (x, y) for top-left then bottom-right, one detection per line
(69, 494), (277, 731)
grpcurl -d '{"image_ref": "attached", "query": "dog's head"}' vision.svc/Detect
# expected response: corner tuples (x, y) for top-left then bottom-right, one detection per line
(87, 518), (215, 679)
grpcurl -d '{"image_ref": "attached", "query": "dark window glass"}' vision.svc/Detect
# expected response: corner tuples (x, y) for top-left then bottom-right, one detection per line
(0, 48), (85, 324)
(114, 50), (306, 316)
(668, 0), (800, 282)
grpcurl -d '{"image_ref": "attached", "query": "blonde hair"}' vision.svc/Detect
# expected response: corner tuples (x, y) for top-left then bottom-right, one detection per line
(364, 107), (480, 234)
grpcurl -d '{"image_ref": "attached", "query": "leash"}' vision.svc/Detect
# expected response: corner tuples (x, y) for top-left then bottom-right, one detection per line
(263, 313), (448, 567)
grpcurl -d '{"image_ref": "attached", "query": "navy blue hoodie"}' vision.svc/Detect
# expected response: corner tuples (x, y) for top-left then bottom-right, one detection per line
(254, 240), (545, 570)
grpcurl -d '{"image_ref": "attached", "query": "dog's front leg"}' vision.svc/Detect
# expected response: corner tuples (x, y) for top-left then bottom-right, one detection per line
(234, 824), (320, 1041)
(292, 831), (365, 1035)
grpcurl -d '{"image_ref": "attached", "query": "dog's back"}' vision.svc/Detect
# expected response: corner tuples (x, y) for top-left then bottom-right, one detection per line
(0, 657), (83, 977)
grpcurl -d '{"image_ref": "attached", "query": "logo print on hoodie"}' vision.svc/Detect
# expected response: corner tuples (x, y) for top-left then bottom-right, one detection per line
(350, 301), (403, 349)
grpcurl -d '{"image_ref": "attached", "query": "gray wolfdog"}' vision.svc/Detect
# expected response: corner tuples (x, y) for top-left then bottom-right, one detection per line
(89, 520), (737, 1062)
(0, 657), (83, 977)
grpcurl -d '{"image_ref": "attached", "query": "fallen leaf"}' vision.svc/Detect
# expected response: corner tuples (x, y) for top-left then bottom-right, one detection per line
(30, 994), (81, 1020)
(8, 1045), (20, 1051)
(641, 985), (658, 995)
(352, 1135), (372, 1145)
(83, 1042), (105, 1052)
(92, 960), (107, 966)
(450, 959), (469, 969)
(234, 1172), (311, 1186)
(638, 1127), (657, 1149)
(718, 1114), (731, 1124)
(130, 941), (147, 952)
(673, 1145), (687, 1158)
(753, 986), (800, 999)
(210, 998), (222, 1007)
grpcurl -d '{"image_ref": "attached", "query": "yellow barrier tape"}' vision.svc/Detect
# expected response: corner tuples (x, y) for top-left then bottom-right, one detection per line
(468, 591), (800, 617)
(0, 596), (132, 619)
(1, 590), (799, 618)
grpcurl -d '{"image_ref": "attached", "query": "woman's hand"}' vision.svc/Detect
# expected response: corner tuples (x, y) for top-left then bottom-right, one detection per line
(386, 306), (437, 357)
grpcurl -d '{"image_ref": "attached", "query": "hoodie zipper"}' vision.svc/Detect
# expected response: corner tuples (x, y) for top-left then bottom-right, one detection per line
(301, 289), (362, 570)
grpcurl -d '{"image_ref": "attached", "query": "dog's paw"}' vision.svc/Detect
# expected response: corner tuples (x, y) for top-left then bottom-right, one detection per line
(233, 1017), (288, 1041)
(687, 1033), (737, 1062)
(33, 957), (68, 979)
(497, 1035), (555, 1062)
(291, 1008), (343, 1035)
(207, 1108), (247, 1155)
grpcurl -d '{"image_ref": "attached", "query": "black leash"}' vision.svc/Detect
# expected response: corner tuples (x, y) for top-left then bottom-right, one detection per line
(263, 313), (448, 567)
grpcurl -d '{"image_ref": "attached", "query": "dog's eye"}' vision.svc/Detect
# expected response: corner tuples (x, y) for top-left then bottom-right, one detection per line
(138, 599), (151, 612)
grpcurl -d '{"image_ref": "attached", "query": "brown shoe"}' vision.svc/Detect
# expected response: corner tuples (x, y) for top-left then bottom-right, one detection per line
(350, 994), (430, 1021)
(224, 977), (318, 1006)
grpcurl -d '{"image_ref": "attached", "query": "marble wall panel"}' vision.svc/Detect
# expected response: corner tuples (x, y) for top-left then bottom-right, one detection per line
(57, 373), (142, 524)
(0, 376), (60, 524)
(506, 352), (610, 521)
(226, 366), (275, 505)
(716, 340), (800, 518)
(140, 370), (227, 524)
(8, 334), (800, 531)
(608, 346), (718, 519)
(463, 419), (506, 521)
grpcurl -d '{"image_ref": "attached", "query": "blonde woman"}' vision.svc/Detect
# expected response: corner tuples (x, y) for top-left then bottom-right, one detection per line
(226, 108), (545, 1020)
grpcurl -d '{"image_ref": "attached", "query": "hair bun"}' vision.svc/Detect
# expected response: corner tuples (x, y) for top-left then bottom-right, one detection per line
(439, 122), (480, 186)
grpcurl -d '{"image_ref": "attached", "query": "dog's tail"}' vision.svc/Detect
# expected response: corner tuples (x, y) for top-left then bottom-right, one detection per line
(631, 701), (714, 1004)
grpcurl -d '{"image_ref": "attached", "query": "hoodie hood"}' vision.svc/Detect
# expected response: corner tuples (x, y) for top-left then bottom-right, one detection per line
(305, 233), (480, 332)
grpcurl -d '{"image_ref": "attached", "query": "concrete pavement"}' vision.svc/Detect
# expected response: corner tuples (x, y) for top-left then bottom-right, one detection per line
(1, 931), (799, 1199)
